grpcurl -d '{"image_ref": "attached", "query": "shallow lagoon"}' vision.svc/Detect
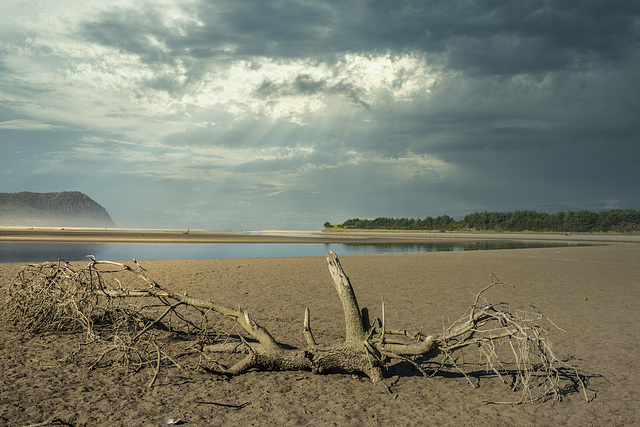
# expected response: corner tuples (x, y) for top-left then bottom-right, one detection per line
(0, 240), (591, 263)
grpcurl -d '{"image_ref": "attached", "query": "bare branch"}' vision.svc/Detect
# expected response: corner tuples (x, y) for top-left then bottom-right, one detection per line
(0, 254), (588, 403)
(303, 307), (317, 347)
(326, 251), (367, 342)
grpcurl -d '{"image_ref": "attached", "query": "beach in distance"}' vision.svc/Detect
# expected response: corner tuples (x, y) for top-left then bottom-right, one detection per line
(1, 225), (639, 244)
(0, 231), (639, 425)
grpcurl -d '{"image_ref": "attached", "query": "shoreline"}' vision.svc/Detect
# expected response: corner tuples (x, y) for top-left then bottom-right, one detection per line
(2, 226), (639, 244)
(1, 244), (639, 425)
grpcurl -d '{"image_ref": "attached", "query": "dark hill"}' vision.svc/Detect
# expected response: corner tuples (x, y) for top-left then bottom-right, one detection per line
(0, 191), (117, 227)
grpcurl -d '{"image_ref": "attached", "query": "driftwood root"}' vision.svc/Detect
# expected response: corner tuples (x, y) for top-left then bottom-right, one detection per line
(0, 252), (588, 403)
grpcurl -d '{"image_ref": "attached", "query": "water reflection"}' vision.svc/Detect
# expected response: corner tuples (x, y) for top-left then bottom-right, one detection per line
(0, 240), (590, 263)
(0, 242), (103, 263)
(337, 240), (582, 254)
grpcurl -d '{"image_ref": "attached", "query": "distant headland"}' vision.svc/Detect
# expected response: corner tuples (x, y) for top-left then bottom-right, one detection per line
(0, 191), (116, 228)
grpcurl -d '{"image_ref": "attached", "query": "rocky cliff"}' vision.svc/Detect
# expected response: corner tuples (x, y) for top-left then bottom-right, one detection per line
(0, 191), (117, 227)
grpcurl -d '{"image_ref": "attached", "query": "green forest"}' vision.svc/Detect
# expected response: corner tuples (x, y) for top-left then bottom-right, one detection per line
(327, 209), (640, 233)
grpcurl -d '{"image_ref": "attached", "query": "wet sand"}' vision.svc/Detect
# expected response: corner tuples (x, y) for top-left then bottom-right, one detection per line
(1, 241), (639, 425)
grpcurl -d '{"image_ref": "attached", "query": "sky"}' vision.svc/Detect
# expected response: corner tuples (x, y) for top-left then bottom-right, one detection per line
(1, 1), (639, 230)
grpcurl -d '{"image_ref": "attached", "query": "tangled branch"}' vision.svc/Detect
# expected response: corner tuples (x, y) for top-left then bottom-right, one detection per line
(0, 253), (588, 403)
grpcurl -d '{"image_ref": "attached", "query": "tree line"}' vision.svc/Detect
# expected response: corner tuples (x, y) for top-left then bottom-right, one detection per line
(327, 209), (640, 233)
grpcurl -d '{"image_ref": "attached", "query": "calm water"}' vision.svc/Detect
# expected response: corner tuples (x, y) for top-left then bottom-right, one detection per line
(0, 240), (589, 263)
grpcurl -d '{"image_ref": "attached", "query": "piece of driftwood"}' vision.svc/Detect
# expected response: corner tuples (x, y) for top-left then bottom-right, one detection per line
(0, 252), (588, 403)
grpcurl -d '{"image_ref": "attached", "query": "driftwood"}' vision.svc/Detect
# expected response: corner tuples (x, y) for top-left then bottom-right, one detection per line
(0, 252), (587, 403)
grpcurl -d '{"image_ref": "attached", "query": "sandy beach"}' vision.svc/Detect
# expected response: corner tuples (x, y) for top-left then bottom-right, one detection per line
(2, 226), (638, 244)
(1, 238), (639, 425)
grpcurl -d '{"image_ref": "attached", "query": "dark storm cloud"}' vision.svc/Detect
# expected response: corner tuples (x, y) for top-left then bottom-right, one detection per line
(79, 0), (335, 62)
(76, 0), (640, 104)
(198, 0), (335, 56)
(202, 1), (639, 72)
(338, 0), (640, 75)
(3, 0), (639, 229)
(81, 8), (176, 63)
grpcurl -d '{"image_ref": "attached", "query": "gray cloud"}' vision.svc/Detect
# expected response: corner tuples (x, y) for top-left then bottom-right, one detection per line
(0, 0), (638, 230)
(78, 1), (639, 71)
